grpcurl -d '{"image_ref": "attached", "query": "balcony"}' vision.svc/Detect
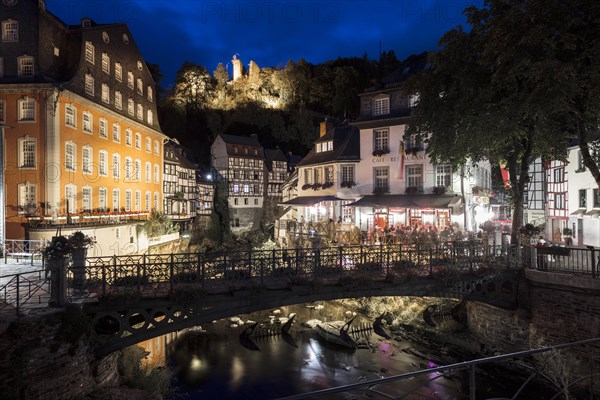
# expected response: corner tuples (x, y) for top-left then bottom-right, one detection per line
(25, 211), (150, 228)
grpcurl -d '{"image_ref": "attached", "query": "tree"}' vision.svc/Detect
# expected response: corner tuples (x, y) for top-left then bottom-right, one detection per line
(332, 66), (359, 118)
(405, 0), (574, 242)
(172, 61), (215, 112)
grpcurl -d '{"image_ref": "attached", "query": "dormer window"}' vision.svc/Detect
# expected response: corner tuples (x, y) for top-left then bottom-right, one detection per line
(85, 41), (94, 64)
(81, 18), (91, 27)
(316, 140), (333, 153)
(18, 55), (34, 77)
(2, 20), (18, 42)
(102, 53), (110, 74)
(373, 95), (390, 116)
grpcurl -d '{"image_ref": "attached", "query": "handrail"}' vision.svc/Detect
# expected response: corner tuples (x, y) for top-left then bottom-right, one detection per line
(276, 337), (600, 400)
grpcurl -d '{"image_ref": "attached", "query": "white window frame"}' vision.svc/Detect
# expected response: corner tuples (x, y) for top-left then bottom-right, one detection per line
(127, 71), (134, 89)
(18, 97), (35, 121)
(145, 137), (151, 152)
(134, 159), (141, 181)
(373, 128), (389, 152)
(101, 83), (110, 103)
(2, 19), (19, 42)
(145, 161), (151, 182)
(115, 91), (122, 110)
(65, 184), (77, 214)
(112, 188), (120, 211)
(102, 53), (110, 74)
(127, 98), (134, 116)
(85, 41), (95, 64)
(341, 165), (354, 184)
(135, 190), (141, 211)
(135, 132), (141, 149)
(99, 118), (108, 138)
(18, 137), (36, 168)
(125, 189), (132, 212)
(65, 141), (76, 171)
(85, 74), (94, 96)
(125, 156), (132, 180)
(147, 109), (153, 125)
(145, 191), (151, 211)
(65, 104), (77, 128)
(82, 146), (92, 174)
(18, 55), (34, 77)
(435, 164), (452, 188)
(154, 140), (159, 155)
(137, 78), (143, 95)
(112, 153), (121, 179)
(82, 111), (92, 133)
(407, 164), (423, 189)
(154, 164), (159, 183)
(115, 63), (122, 82)
(99, 187), (107, 210)
(82, 186), (92, 211)
(374, 166), (389, 190)
(18, 182), (36, 214)
(99, 150), (108, 176)
(147, 86), (153, 102)
(137, 104), (143, 120)
(154, 192), (159, 211)
(125, 129), (132, 146)
(112, 123), (121, 143)
(373, 96), (390, 116)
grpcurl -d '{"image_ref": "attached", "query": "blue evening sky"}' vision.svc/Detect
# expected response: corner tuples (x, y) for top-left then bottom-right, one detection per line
(47, 0), (483, 86)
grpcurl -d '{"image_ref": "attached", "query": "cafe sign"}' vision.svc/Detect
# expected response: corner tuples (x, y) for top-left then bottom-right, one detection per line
(473, 196), (489, 204)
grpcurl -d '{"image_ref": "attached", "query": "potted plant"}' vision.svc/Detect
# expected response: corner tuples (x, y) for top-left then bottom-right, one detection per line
(302, 183), (312, 190)
(405, 186), (423, 194)
(312, 183), (322, 190)
(340, 181), (355, 189)
(372, 148), (390, 157)
(432, 186), (447, 195)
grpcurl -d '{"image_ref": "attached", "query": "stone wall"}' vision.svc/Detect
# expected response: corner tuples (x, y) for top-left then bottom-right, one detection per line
(0, 310), (120, 400)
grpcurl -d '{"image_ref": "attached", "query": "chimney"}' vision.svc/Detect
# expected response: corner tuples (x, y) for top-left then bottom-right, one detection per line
(319, 120), (332, 137)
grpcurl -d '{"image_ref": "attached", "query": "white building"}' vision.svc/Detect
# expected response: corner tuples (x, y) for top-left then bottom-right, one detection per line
(567, 146), (600, 246)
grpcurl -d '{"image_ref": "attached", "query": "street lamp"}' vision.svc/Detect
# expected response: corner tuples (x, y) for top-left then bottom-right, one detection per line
(0, 124), (14, 255)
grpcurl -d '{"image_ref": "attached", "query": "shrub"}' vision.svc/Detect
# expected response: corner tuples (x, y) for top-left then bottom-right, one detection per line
(118, 345), (173, 400)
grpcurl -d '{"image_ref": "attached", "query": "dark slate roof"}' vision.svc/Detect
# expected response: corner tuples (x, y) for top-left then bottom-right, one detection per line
(264, 148), (287, 171)
(297, 125), (360, 167)
(219, 133), (265, 160)
(164, 141), (196, 170)
(364, 52), (430, 92)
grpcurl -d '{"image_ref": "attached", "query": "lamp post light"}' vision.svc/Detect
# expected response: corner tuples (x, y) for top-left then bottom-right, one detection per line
(0, 124), (14, 255)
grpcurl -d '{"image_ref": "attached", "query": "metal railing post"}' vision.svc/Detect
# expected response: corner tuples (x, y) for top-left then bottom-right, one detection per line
(590, 247), (597, 279)
(169, 254), (174, 295)
(469, 364), (476, 400)
(15, 274), (20, 316)
(339, 246), (344, 274)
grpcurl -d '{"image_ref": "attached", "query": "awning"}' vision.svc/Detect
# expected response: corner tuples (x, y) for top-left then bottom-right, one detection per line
(570, 208), (586, 216)
(279, 196), (343, 206)
(346, 194), (462, 209)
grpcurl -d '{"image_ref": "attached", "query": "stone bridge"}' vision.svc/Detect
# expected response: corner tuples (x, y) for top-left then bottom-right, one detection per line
(75, 242), (522, 355)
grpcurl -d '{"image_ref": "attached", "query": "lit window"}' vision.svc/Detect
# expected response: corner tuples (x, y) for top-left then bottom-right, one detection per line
(115, 63), (122, 81)
(18, 137), (36, 168)
(115, 91), (122, 110)
(127, 98), (134, 115)
(341, 165), (354, 185)
(145, 137), (151, 152)
(154, 192), (159, 211)
(82, 146), (92, 174)
(147, 86), (153, 102)
(82, 112), (92, 133)
(18, 55), (34, 76)
(112, 154), (121, 178)
(99, 187), (107, 210)
(82, 187), (92, 211)
(102, 53), (110, 74)
(65, 142), (76, 171)
(101, 83), (109, 103)
(112, 188), (120, 211)
(99, 150), (108, 176)
(125, 129), (132, 146)
(85, 41), (95, 64)
(135, 132), (141, 149)
(554, 167), (565, 183)
(2, 20), (18, 42)
(154, 164), (159, 183)
(373, 97), (390, 116)
(127, 71), (134, 89)
(145, 191), (151, 211)
(18, 182), (36, 214)
(137, 104), (143, 120)
(154, 140), (159, 155)
(555, 193), (565, 209)
(147, 109), (153, 125)
(99, 118), (108, 138)
(65, 104), (76, 128)
(18, 97), (35, 121)
(137, 78), (143, 95)
(112, 123), (120, 142)
(85, 74), (94, 96)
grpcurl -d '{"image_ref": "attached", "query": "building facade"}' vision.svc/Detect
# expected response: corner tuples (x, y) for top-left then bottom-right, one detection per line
(1, 0), (166, 252)
(163, 140), (197, 232)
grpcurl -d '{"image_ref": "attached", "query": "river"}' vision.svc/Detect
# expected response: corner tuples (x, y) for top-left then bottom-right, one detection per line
(165, 301), (555, 400)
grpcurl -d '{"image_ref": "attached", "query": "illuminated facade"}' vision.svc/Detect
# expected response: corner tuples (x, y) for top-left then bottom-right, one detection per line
(0, 0), (166, 244)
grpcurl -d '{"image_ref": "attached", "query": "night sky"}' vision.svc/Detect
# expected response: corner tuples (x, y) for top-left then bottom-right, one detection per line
(47, 0), (483, 86)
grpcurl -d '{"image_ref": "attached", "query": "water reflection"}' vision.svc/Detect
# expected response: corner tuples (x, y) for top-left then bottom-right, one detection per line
(169, 303), (464, 399)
